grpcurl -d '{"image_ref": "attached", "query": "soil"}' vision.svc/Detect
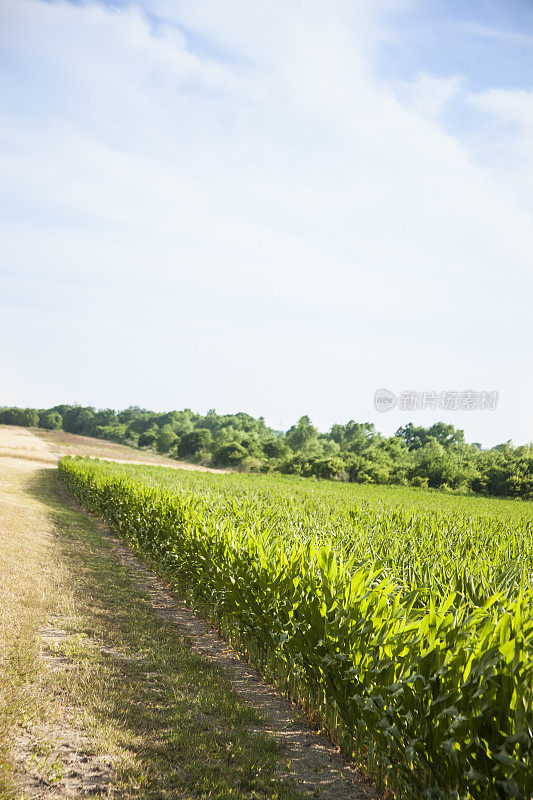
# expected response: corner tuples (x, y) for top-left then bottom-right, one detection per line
(13, 623), (114, 799)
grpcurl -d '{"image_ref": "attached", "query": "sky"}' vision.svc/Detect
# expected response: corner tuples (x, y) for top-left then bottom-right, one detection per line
(1, 0), (532, 447)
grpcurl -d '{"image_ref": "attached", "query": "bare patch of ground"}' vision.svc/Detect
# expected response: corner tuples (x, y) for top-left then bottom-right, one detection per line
(0, 426), (52, 454)
(0, 426), (58, 464)
(32, 427), (227, 472)
(13, 725), (112, 800)
(13, 622), (114, 799)
(0, 425), (228, 472)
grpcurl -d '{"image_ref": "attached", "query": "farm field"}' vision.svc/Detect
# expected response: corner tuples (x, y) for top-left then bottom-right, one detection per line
(5, 2), (532, 799)
(59, 457), (533, 799)
(0, 426), (376, 800)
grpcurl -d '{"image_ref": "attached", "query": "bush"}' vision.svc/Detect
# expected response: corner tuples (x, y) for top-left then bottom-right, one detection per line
(278, 455), (304, 475)
(138, 430), (157, 448)
(213, 442), (248, 467)
(307, 456), (346, 480)
(156, 426), (179, 454)
(178, 429), (212, 457)
(0, 407), (39, 427)
(39, 410), (63, 430)
(94, 424), (128, 443)
(410, 476), (429, 489)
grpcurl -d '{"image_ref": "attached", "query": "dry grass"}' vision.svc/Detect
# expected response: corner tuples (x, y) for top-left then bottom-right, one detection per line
(32, 428), (226, 472)
(0, 458), (67, 796)
(0, 447), (58, 465)
(0, 424), (226, 472)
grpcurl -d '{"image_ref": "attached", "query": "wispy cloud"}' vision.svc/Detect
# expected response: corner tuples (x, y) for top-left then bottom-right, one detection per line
(461, 22), (533, 45)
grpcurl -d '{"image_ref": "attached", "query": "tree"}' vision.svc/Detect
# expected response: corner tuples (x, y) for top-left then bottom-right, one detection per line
(0, 408), (15, 425)
(426, 422), (465, 449)
(126, 413), (157, 434)
(396, 422), (465, 451)
(138, 429), (157, 448)
(213, 442), (247, 467)
(320, 438), (341, 456)
(62, 406), (96, 435)
(117, 406), (146, 423)
(286, 416), (323, 456)
(263, 437), (288, 459)
(93, 408), (117, 428)
(396, 423), (428, 451)
(0, 407), (39, 427)
(178, 429), (212, 457)
(330, 421), (377, 452)
(240, 436), (264, 459)
(156, 426), (178, 454)
(40, 411), (62, 430)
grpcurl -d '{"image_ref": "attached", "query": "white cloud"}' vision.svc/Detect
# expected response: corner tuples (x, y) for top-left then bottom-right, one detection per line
(394, 73), (464, 120)
(467, 87), (533, 204)
(469, 87), (533, 130)
(0, 0), (532, 444)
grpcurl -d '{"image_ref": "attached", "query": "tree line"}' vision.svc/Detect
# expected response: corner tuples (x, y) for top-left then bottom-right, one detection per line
(1, 404), (531, 499)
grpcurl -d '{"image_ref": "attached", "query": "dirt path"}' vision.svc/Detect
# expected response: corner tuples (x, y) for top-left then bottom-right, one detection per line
(0, 456), (114, 799)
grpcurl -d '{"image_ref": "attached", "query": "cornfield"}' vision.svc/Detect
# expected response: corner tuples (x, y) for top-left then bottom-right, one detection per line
(58, 457), (533, 799)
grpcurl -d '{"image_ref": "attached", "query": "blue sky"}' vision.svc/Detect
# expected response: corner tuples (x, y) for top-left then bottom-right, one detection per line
(1, 0), (532, 446)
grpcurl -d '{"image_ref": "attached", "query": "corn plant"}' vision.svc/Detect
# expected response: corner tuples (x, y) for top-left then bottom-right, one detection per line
(59, 457), (533, 799)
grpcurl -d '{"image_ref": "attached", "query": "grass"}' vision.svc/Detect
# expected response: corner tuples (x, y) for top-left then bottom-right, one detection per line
(0, 447), (58, 464)
(0, 460), (62, 797)
(0, 460), (303, 800)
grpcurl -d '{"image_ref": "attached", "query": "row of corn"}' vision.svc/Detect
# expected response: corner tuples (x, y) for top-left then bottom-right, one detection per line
(58, 457), (533, 799)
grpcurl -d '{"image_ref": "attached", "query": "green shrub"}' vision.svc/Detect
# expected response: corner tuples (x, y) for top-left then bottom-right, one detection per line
(155, 426), (178, 454)
(213, 442), (248, 467)
(39, 410), (63, 429)
(138, 429), (157, 448)
(178, 429), (212, 457)
(0, 407), (39, 427)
